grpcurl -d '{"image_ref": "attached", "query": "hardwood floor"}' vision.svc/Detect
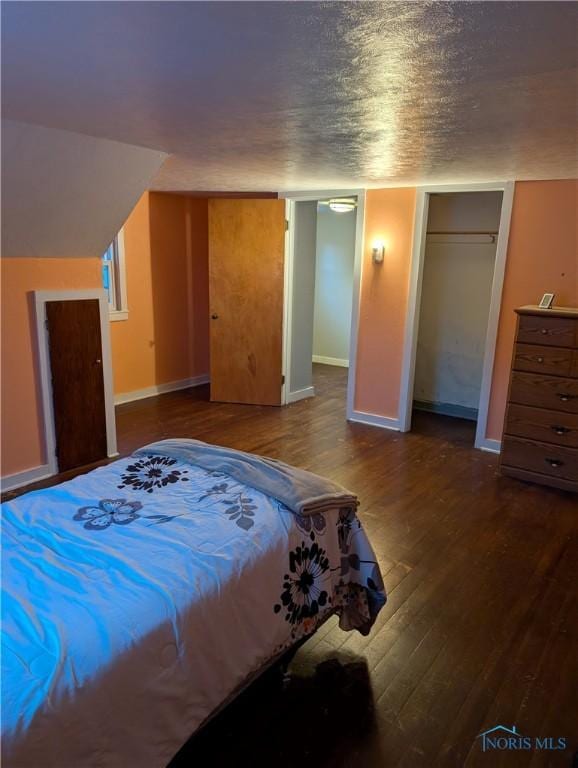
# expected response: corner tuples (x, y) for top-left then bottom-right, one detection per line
(5, 365), (577, 767)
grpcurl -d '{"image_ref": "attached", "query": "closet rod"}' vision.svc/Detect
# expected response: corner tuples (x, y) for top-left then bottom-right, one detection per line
(427, 230), (499, 235)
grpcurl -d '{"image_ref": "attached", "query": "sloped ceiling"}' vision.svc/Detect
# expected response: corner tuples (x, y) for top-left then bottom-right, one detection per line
(1, 120), (166, 257)
(2, 1), (576, 192)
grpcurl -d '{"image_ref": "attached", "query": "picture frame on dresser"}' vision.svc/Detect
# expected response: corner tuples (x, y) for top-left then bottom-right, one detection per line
(499, 305), (578, 493)
(538, 292), (555, 310)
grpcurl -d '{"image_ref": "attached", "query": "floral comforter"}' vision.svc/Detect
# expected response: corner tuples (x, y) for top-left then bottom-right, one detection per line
(2, 449), (385, 768)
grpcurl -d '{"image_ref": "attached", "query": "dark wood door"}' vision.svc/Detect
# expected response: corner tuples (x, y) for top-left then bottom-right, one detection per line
(46, 299), (107, 471)
(208, 198), (285, 405)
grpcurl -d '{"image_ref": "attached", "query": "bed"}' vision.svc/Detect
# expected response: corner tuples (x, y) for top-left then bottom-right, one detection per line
(2, 439), (385, 768)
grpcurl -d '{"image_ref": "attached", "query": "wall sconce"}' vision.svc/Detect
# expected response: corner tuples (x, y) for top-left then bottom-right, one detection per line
(372, 239), (385, 264)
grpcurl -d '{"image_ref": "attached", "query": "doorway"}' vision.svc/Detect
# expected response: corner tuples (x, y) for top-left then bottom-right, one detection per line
(283, 193), (363, 413)
(399, 183), (514, 450)
(208, 198), (286, 406)
(413, 191), (502, 431)
(46, 299), (107, 470)
(35, 290), (117, 475)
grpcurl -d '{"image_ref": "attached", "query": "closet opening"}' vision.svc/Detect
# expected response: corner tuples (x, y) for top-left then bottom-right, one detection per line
(411, 191), (504, 443)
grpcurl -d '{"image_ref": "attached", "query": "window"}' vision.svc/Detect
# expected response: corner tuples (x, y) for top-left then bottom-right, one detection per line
(101, 230), (128, 321)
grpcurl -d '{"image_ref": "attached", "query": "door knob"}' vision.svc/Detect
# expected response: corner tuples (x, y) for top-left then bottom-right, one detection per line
(211, 314), (219, 320)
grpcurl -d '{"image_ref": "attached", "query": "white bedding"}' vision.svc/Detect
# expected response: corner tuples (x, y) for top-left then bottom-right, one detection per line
(2, 450), (385, 768)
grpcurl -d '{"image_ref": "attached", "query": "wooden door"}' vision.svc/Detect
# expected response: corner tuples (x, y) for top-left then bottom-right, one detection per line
(46, 299), (107, 471)
(208, 199), (285, 405)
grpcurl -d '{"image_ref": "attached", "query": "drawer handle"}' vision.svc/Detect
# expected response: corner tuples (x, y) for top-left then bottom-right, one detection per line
(551, 425), (571, 435)
(540, 328), (549, 335)
(537, 356), (544, 363)
(558, 393), (576, 402)
(545, 458), (564, 468)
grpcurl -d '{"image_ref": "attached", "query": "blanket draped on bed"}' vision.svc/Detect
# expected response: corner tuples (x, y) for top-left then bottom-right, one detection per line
(135, 438), (358, 517)
(2, 441), (385, 768)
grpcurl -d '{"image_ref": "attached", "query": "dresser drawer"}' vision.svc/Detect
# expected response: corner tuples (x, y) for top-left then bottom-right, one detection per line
(572, 350), (578, 378)
(501, 466), (578, 493)
(501, 437), (578, 482)
(509, 372), (578, 413)
(517, 314), (576, 347)
(505, 404), (578, 448)
(513, 343), (574, 376)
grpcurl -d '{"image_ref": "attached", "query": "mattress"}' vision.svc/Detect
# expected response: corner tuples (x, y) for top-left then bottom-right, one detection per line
(2, 447), (385, 768)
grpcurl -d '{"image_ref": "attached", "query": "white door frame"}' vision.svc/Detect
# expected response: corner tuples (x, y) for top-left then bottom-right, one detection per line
(398, 181), (515, 452)
(280, 189), (366, 416)
(34, 289), (118, 477)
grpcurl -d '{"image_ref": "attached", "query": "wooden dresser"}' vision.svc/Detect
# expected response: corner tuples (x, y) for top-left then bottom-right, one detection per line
(500, 305), (578, 492)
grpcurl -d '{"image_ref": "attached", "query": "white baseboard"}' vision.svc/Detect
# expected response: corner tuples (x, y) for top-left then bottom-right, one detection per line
(1, 464), (53, 492)
(348, 410), (401, 431)
(114, 374), (210, 405)
(312, 355), (349, 368)
(477, 437), (502, 454)
(287, 386), (315, 404)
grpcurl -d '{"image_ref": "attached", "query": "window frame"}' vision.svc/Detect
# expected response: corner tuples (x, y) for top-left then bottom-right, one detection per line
(102, 229), (128, 321)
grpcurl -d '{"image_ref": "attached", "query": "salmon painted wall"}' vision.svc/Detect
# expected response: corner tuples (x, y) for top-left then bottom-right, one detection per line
(2, 181), (574, 479)
(185, 197), (211, 377)
(355, 180), (577, 444)
(109, 192), (209, 396)
(1, 192), (210, 479)
(354, 188), (417, 418)
(1, 257), (102, 476)
(486, 179), (578, 440)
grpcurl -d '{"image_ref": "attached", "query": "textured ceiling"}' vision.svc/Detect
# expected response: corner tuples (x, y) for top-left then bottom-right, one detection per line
(2, 2), (577, 192)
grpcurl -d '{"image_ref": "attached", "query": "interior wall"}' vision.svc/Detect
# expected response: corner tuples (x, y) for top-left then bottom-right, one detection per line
(110, 192), (210, 398)
(414, 240), (497, 412)
(413, 193), (501, 414)
(1, 192), (210, 481)
(313, 205), (356, 365)
(0, 257), (102, 477)
(354, 187), (417, 419)
(354, 180), (577, 443)
(2, 181), (574, 479)
(186, 198), (211, 379)
(427, 192), (503, 233)
(1, 119), (166, 258)
(289, 201), (318, 395)
(486, 179), (578, 440)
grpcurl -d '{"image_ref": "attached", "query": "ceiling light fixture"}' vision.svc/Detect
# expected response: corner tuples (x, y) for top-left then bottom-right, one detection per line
(328, 198), (356, 214)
